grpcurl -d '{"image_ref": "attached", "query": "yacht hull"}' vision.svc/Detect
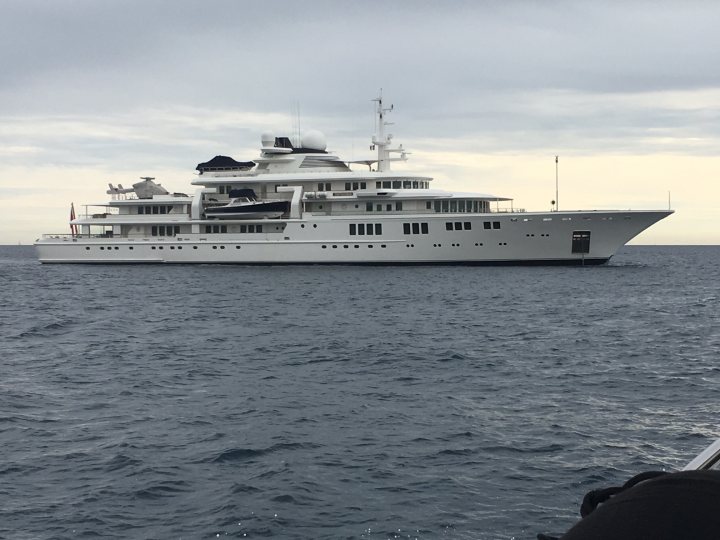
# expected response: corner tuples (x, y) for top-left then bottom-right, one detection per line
(35, 210), (672, 264)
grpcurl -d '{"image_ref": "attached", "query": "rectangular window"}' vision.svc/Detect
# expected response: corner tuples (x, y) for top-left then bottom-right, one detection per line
(358, 223), (365, 235)
(395, 202), (403, 211)
(454, 222), (462, 230)
(212, 225), (220, 233)
(366, 202), (373, 212)
(392, 180), (401, 189)
(412, 181), (418, 189)
(360, 182), (366, 189)
(458, 200), (465, 213)
(350, 224), (356, 235)
(138, 206), (144, 214)
(345, 182), (351, 191)
(318, 183), (324, 191)
(375, 223), (382, 235)
(174, 226), (180, 235)
(446, 222), (453, 231)
(412, 223), (420, 235)
(205, 225), (211, 233)
(219, 186), (225, 195)
(325, 183), (331, 191)
(421, 222), (429, 234)
(248, 225), (255, 233)
(376, 181), (381, 189)
(426, 201), (432, 210)
(383, 181), (391, 188)
(221, 225), (228, 233)
(376, 204), (382, 211)
(442, 200), (449, 212)
(152, 226), (158, 236)
(434, 201), (441, 213)
(386, 204), (392, 211)
(160, 206), (167, 214)
(473, 201), (479, 213)
(403, 223), (411, 234)
(152, 206), (159, 214)
(463, 222), (472, 230)
(493, 221), (501, 229)
(160, 226), (167, 236)
(256, 225), (262, 233)
(571, 231), (591, 254)
(240, 225), (247, 233)
(484, 221), (491, 229)
(367, 224), (374, 235)
(450, 200), (457, 212)
(352, 182), (359, 190)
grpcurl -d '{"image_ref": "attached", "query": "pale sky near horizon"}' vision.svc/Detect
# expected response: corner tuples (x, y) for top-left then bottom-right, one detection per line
(1, 0), (719, 244)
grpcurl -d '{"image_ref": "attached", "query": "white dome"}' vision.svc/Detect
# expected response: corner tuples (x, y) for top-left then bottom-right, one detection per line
(301, 130), (327, 151)
(260, 131), (275, 147)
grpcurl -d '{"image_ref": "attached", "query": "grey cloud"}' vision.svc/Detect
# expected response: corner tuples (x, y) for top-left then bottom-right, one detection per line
(1, 0), (719, 162)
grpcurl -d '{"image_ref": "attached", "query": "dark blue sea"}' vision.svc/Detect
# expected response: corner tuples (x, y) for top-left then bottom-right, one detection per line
(2, 245), (719, 539)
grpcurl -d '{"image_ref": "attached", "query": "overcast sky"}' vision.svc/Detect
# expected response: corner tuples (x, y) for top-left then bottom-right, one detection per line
(2, 0), (719, 244)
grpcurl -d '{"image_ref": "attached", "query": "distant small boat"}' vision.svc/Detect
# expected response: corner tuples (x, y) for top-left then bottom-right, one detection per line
(204, 189), (289, 219)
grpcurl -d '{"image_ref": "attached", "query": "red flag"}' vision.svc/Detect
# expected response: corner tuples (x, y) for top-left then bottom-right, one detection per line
(70, 203), (78, 236)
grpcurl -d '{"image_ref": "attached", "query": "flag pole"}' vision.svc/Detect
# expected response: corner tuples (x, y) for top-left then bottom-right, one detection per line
(555, 155), (559, 212)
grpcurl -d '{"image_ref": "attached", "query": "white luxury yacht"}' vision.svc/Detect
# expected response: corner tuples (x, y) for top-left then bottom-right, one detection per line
(35, 96), (672, 264)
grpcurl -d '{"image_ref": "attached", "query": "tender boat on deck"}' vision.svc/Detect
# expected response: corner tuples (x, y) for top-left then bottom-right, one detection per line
(204, 189), (289, 219)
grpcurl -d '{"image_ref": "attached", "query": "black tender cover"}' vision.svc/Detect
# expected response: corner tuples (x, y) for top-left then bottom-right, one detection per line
(195, 155), (255, 171)
(538, 470), (720, 540)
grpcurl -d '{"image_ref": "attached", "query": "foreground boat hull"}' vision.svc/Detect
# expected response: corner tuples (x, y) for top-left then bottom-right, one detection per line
(35, 210), (672, 264)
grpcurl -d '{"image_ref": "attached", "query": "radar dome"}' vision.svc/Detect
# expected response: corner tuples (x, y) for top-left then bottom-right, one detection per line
(301, 130), (327, 151)
(261, 131), (275, 147)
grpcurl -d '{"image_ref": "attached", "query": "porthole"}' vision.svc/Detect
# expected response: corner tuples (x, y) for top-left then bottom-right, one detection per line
(301, 224), (305, 228)
(114, 247), (119, 250)
(368, 245), (373, 249)
(129, 246), (134, 250)
(235, 246), (241, 250)
(85, 247), (90, 250)
(100, 247), (104, 250)
(193, 246), (198, 250)
(332, 245), (337, 249)
(213, 246), (218, 250)
(381, 245), (386, 248)
(322, 245), (327, 249)
(220, 246), (225, 249)
(313, 224), (318, 228)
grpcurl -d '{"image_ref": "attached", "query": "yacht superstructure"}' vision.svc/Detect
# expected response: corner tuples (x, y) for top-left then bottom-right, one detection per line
(35, 97), (672, 264)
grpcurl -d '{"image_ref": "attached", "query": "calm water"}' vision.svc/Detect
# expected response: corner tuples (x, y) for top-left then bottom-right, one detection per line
(2, 245), (719, 539)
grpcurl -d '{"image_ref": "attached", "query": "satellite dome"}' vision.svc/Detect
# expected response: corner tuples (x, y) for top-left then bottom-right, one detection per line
(261, 131), (275, 147)
(301, 130), (327, 151)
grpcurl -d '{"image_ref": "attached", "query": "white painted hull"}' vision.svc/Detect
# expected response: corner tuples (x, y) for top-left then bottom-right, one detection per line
(35, 210), (672, 264)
